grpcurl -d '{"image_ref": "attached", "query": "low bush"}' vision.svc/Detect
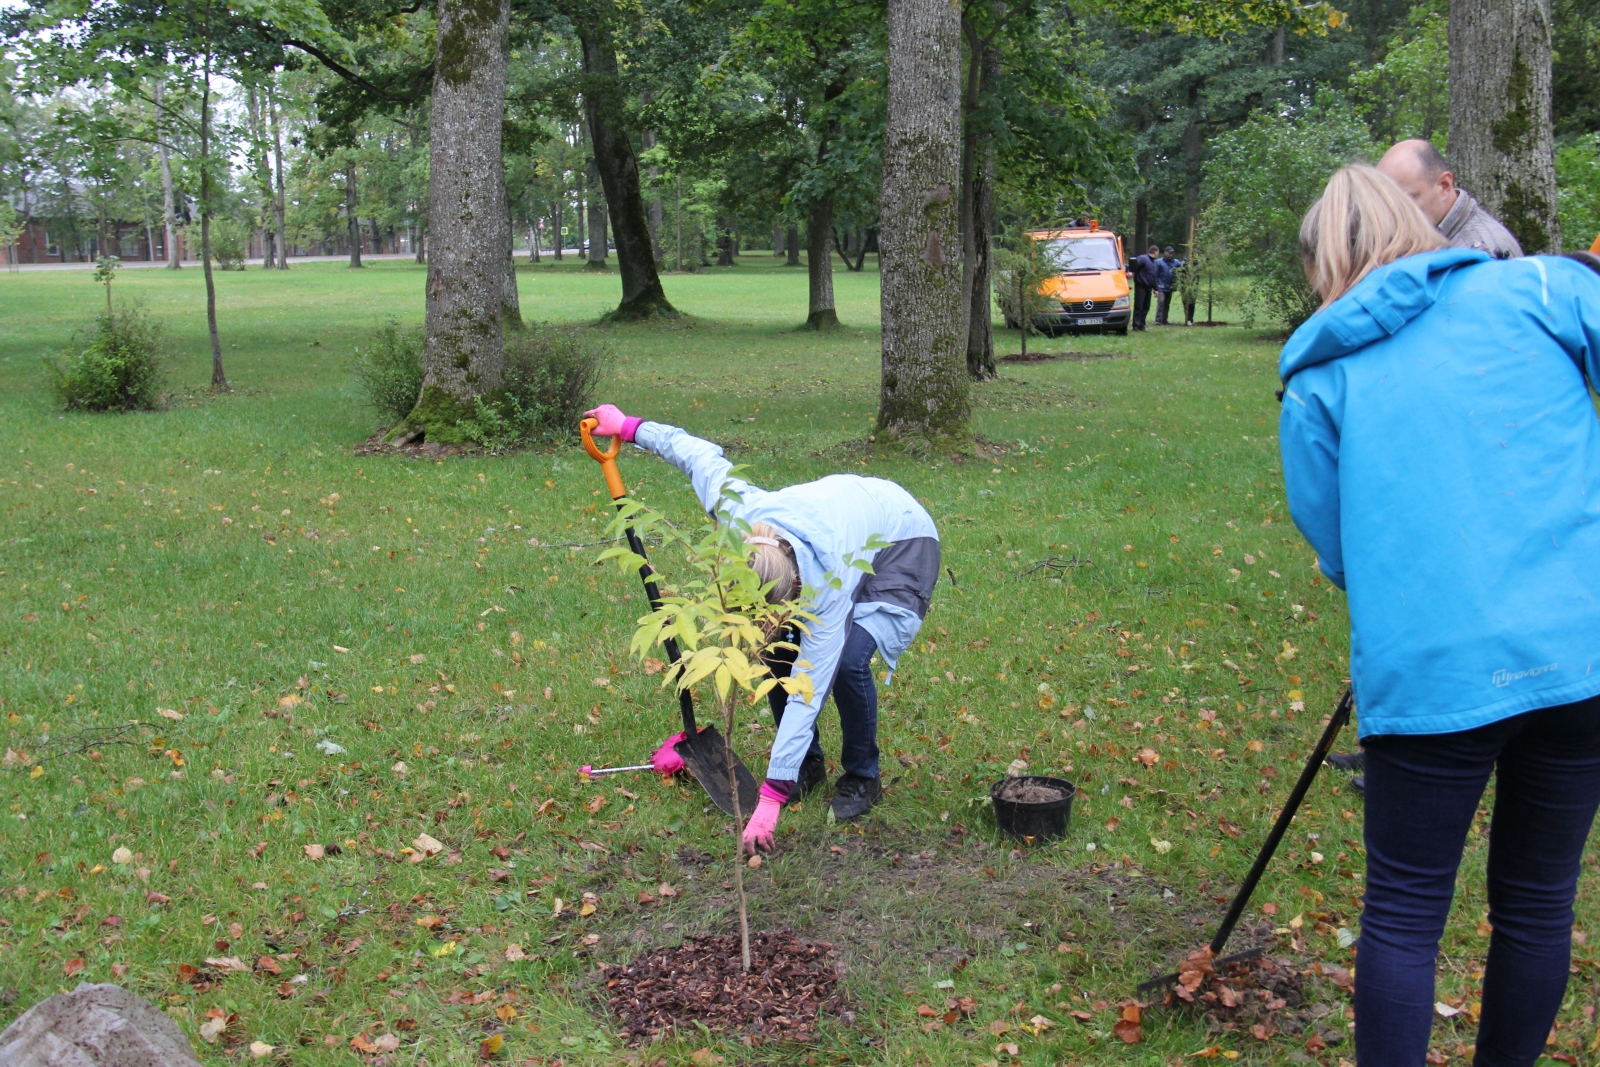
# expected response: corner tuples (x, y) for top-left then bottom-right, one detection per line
(45, 305), (166, 412)
(352, 320), (425, 424)
(455, 326), (610, 448)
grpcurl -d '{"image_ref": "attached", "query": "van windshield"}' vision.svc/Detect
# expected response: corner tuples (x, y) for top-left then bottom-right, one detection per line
(1038, 237), (1122, 273)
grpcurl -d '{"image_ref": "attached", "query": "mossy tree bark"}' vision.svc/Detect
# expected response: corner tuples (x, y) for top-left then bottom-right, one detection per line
(407, 0), (511, 442)
(805, 197), (838, 329)
(876, 0), (970, 448)
(579, 23), (677, 320)
(1449, 0), (1560, 253)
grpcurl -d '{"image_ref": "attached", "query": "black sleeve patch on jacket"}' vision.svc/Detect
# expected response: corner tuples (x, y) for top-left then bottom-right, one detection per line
(853, 536), (941, 619)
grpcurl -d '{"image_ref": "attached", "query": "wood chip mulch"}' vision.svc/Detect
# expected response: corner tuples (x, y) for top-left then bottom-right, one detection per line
(603, 930), (845, 1044)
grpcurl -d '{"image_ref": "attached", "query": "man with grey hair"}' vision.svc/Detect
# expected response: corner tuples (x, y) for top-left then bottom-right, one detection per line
(1376, 139), (1523, 259)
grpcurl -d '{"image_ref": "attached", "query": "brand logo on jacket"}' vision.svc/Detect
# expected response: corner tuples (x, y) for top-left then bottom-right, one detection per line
(1492, 663), (1558, 688)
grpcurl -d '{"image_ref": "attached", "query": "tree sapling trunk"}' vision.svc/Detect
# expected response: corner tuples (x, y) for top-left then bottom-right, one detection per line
(722, 690), (753, 971)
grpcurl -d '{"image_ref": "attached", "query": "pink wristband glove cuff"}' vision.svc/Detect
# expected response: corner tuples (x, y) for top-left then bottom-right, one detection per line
(583, 404), (644, 441)
(742, 790), (785, 854)
(651, 732), (687, 776)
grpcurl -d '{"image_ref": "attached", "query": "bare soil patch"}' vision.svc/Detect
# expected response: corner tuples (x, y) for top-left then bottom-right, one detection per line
(603, 929), (844, 1045)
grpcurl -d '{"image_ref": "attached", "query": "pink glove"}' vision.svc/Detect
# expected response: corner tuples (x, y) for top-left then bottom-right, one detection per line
(741, 785), (786, 855)
(584, 404), (643, 443)
(651, 732), (687, 776)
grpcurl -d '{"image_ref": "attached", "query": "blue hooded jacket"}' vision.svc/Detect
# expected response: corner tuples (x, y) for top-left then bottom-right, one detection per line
(1279, 248), (1600, 738)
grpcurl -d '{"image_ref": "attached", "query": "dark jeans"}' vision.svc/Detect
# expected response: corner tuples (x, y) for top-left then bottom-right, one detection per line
(1154, 290), (1172, 325)
(766, 623), (881, 780)
(1358, 693), (1600, 1066)
(1132, 283), (1153, 330)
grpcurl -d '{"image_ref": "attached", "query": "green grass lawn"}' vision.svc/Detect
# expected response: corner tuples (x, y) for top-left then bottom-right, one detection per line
(0, 257), (1583, 1065)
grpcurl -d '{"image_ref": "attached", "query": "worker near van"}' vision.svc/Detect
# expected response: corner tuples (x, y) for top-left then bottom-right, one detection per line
(1130, 243), (1161, 331)
(1377, 139), (1522, 259)
(1153, 246), (1180, 325)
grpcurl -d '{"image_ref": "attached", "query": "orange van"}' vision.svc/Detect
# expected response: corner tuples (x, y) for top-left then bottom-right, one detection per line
(1005, 223), (1130, 336)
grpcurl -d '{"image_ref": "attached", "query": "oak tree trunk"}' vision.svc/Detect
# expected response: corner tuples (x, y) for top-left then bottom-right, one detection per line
(806, 197), (838, 330)
(502, 177), (522, 328)
(346, 168), (363, 268)
(961, 20), (999, 381)
(407, 0), (511, 440)
(156, 77), (180, 269)
(580, 25), (677, 318)
(786, 225), (801, 266)
(199, 54), (226, 392)
(1449, 0), (1560, 252)
(877, 0), (970, 448)
(586, 159), (609, 268)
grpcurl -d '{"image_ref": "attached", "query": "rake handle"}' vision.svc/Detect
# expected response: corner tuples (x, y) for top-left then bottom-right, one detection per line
(1208, 688), (1354, 956)
(579, 418), (697, 740)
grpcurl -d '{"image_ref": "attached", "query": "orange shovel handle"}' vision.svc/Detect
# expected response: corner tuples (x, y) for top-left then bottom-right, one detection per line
(579, 417), (626, 500)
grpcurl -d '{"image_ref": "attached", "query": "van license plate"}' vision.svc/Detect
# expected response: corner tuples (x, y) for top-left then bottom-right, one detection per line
(1076, 317), (1105, 326)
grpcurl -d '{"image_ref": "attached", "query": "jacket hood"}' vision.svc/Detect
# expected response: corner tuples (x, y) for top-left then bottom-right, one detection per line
(1279, 247), (1490, 382)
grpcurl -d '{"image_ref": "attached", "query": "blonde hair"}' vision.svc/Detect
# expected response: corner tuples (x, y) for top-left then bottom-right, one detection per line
(1300, 163), (1449, 306)
(746, 522), (799, 603)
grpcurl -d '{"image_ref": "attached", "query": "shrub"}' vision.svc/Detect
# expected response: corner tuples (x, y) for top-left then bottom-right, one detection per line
(1202, 99), (1376, 329)
(1557, 134), (1600, 251)
(455, 326), (610, 448)
(503, 326), (610, 434)
(352, 320), (425, 425)
(45, 305), (166, 412)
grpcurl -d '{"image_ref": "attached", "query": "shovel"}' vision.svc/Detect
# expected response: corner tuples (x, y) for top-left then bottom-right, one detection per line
(579, 417), (761, 819)
(1138, 688), (1354, 994)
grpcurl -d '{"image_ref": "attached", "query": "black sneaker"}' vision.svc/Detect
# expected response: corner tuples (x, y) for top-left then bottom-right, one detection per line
(1326, 751), (1365, 773)
(831, 773), (881, 821)
(792, 755), (827, 803)
(1350, 775), (1365, 795)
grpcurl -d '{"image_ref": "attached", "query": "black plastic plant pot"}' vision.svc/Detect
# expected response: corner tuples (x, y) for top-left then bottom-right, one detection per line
(990, 775), (1077, 843)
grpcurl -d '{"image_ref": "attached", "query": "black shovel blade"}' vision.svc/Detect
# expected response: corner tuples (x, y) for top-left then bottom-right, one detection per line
(675, 726), (762, 819)
(1137, 946), (1266, 996)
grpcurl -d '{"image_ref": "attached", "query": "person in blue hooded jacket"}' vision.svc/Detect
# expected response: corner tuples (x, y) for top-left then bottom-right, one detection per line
(1280, 163), (1600, 1067)
(583, 404), (940, 847)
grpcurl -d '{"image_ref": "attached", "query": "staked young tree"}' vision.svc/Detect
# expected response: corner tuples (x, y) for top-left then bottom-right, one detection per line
(1449, 0), (1560, 253)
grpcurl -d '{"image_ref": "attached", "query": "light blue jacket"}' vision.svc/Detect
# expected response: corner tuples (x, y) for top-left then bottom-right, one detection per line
(1279, 248), (1600, 738)
(634, 423), (939, 779)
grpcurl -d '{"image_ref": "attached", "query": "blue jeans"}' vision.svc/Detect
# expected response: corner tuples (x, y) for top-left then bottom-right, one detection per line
(1358, 694), (1600, 1066)
(766, 623), (880, 780)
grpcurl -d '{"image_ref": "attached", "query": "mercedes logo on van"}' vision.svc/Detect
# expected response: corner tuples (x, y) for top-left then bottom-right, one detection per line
(1083, 300), (1095, 310)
